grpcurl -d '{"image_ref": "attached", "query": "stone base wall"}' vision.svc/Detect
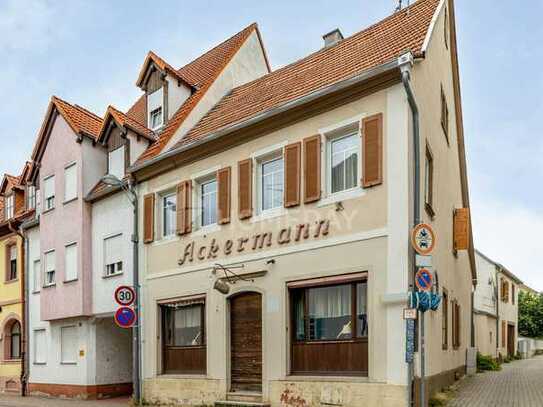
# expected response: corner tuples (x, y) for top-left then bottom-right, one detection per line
(143, 377), (222, 406)
(270, 380), (407, 407)
(413, 364), (466, 406)
(28, 382), (132, 399)
(0, 375), (21, 393)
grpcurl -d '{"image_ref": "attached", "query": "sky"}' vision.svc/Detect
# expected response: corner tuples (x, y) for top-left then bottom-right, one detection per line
(0, 0), (542, 290)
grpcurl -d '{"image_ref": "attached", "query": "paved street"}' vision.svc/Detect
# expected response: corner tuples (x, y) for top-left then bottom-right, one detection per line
(449, 356), (543, 407)
(0, 395), (129, 407)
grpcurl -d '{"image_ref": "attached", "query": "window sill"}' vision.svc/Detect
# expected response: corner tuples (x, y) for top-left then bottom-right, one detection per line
(60, 361), (77, 365)
(32, 290), (41, 295)
(103, 272), (124, 279)
(192, 223), (220, 237)
(317, 188), (365, 208)
(63, 278), (78, 284)
(158, 373), (208, 379)
(42, 283), (56, 289)
(152, 235), (181, 247)
(42, 207), (55, 215)
(4, 278), (19, 285)
(63, 197), (78, 206)
(250, 207), (286, 223)
(284, 374), (369, 382)
(33, 362), (46, 366)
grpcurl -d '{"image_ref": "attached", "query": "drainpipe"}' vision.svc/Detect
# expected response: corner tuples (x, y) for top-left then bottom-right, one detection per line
(399, 52), (421, 407)
(8, 222), (27, 396)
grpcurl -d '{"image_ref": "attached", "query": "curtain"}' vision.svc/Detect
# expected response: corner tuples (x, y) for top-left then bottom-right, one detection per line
(174, 306), (202, 346)
(308, 285), (351, 318)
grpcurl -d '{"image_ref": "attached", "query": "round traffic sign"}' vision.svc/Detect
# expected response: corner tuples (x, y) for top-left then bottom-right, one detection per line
(115, 286), (136, 306)
(415, 268), (433, 292)
(411, 223), (436, 255)
(115, 307), (137, 328)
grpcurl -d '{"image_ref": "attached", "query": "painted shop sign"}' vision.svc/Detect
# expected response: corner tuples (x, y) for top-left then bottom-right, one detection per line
(178, 219), (330, 266)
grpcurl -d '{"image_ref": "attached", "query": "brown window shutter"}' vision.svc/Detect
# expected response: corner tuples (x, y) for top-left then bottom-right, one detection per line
(284, 142), (301, 207)
(176, 181), (192, 235)
(362, 113), (383, 188)
(217, 167), (231, 225)
(143, 193), (155, 244)
(303, 135), (321, 203)
(238, 159), (253, 219)
(454, 208), (470, 251)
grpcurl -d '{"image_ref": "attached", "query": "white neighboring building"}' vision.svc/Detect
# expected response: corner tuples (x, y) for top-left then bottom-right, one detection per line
(474, 251), (522, 358)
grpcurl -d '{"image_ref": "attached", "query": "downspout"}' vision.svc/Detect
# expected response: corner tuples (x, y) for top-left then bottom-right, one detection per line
(399, 52), (420, 407)
(8, 222), (27, 396)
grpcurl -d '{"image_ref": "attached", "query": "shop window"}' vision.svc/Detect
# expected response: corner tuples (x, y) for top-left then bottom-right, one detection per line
(161, 298), (206, 374)
(289, 276), (368, 376)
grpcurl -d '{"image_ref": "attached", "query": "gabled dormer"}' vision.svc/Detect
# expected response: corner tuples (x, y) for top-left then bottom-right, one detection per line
(98, 106), (156, 181)
(136, 51), (195, 131)
(0, 174), (24, 221)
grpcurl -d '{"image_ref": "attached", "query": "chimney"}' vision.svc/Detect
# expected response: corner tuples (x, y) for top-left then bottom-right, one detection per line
(323, 28), (344, 48)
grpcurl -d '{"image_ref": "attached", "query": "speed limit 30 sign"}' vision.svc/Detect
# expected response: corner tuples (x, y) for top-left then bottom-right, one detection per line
(115, 285), (136, 306)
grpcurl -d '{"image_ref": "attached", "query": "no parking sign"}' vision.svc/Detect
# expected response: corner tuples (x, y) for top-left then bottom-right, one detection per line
(115, 306), (137, 328)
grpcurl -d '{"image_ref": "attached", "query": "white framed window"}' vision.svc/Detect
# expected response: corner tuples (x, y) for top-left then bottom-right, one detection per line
(148, 88), (164, 130)
(64, 243), (77, 282)
(327, 131), (359, 195)
(33, 260), (41, 292)
(8, 245), (17, 281)
(43, 175), (55, 211)
(33, 329), (46, 364)
(104, 234), (123, 277)
(108, 146), (125, 180)
(60, 326), (77, 364)
(5, 194), (14, 219)
(161, 192), (177, 238)
(44, 250), (55, 286)
(196, 176), (217, 228)
(27, 185), (36, 210)
(64, 163), (77, 202)
(257, 153), (284, 213)
(35, 189), (41, 216)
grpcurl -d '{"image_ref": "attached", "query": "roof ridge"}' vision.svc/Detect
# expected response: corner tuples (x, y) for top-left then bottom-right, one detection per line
(218, 3), (428, 96)
(177, 22), (257, 75)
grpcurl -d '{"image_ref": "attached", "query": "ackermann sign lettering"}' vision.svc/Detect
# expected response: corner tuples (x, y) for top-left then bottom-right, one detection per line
(178, 219), (330, 266)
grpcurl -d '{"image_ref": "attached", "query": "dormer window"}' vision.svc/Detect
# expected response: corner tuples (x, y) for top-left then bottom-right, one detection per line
(27, 185), (36, 210)
(148, 87), (164, 130)
(5, 195), (14, 219)
(108, 146), (125, 180)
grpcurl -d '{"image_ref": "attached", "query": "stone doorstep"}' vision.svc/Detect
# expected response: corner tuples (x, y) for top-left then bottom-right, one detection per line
(226, 391), (263, 403)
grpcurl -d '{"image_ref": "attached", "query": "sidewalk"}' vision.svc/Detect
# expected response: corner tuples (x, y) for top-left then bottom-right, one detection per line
(448, 356), (543, 407)
(0, 395), (129, 407)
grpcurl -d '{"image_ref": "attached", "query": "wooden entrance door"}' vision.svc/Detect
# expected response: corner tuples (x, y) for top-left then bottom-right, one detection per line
(507, 324), (515, 357)
(230, 292), (262, 392)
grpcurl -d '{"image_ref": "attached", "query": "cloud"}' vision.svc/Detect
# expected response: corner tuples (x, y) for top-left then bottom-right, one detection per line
(472, 198), (543, 292)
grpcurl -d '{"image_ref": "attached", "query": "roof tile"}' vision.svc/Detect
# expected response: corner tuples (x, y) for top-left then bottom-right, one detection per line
(175, 0), (439, 148)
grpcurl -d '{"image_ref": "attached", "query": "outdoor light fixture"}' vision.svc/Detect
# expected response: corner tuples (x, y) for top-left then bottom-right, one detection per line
(101, 174), (122, 187)
(213, 279), (230, 295)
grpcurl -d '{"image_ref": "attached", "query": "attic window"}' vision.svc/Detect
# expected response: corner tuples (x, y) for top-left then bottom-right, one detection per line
(148, 88), (164, 130)
(5, 195), (14, 219)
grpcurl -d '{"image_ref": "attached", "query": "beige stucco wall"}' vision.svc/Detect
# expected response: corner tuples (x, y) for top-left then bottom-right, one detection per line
(497, 272), (518, 356)
(474, 313), (497, 358)
(410, 1), (473, 378)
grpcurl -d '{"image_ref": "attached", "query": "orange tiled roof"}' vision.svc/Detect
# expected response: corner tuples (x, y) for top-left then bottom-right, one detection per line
(52, 96), (103, 140)
(172, 0), (439, 149)
(135, 23), (261, 164)
(99, 105), (155, 142)
(136, 51), (194, 89)
(126, 95), (147, 127)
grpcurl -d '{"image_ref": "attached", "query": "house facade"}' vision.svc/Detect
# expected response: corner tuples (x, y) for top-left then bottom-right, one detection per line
(0, 170), (34, 393)
(24, 97), (136, 398)
(474, 251), (521, 359)
(131, 1), (475, 406)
